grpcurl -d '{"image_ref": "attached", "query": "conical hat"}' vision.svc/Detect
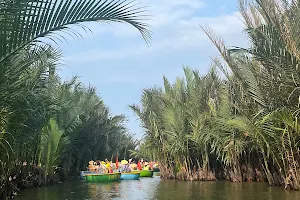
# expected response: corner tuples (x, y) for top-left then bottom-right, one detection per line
(121, 160), (128, 164)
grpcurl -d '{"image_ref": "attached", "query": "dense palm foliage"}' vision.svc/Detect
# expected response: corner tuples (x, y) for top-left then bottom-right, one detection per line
(131, 0), (300, 190)
(0, 0), (149, 199)
(0, 50), (137, 198)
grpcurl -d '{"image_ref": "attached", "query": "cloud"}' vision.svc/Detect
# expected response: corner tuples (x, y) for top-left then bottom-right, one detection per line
(147, 0), (206, 28)
(58, 0), (249, 139)
(86, 0), (206, 35)
(62, 0), (249, 67)
(65, 10), (246, 63)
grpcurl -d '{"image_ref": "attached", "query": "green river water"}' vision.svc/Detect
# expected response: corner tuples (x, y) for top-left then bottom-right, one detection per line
(15, 176), (300, 200)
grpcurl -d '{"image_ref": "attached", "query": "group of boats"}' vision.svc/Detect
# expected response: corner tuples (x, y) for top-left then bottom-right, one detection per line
(80, 159), (159, 183)
(80, 170), (155, 182)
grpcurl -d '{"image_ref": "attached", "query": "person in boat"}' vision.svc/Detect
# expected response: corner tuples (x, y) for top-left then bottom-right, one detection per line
(128, 158), (134, 170)
(129, 158), (135, 164)
(130, 162), (137, 170)
(94, 162), (99, 172)
(95, 160), (102, 173)
(97, 161), (107, 173)
(104, 159), (113, 172)
(149, 161), (154, 171)
(106, 161), (113, 173)
(88, 160), (96, 172)
(111, 163), (117, 172)
(105, 161), (110, 170)
(143, 162), (150, 170)
(120, 160), (131, 173)
(119, 160), (125, 172)
(124, 164), (131, 172)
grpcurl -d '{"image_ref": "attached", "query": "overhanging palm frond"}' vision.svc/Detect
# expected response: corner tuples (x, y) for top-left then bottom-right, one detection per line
(0, 0), (151, 62)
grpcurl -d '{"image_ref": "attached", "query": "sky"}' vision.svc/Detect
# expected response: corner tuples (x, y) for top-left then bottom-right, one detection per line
(57, 0), (248, 139)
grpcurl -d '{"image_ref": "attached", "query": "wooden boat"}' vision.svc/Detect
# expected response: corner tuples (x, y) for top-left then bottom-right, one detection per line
(153, 167), (160, 172)
(84, 172), (121, 183)
(120, 171), (140, 180)
(139, 170), (154, 177)
(80, 171), (97, 180)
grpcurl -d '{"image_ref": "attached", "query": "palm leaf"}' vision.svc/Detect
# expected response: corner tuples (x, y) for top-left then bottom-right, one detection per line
(0, 0), (151, 62)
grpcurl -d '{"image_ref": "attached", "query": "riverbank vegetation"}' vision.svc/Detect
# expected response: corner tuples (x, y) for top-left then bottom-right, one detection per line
(131, 0), (300, 190)
(0, 0), (150, 199)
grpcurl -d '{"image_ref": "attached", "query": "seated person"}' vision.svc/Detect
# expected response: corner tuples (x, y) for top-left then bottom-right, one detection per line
(130, 163), (137, 170)
(97, 162), (107, 173)
(143, 164), (150, 171)
(119, 164), (131, 173)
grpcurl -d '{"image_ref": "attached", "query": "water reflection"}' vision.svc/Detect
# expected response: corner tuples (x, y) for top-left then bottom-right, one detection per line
(154, 180), (300, 200)
(86, 178), (160, 200)
(87, 182), (121, 199)
(15, 177), (300, 200)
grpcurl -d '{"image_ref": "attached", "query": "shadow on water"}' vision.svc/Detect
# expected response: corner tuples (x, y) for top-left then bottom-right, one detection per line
(154, 180), (300, 200)
(15, 177), (300, 200)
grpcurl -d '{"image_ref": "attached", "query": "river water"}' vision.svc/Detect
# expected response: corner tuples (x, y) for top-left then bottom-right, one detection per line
(15, 176), (300, 200)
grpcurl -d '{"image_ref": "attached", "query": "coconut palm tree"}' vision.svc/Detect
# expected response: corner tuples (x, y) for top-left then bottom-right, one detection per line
(0, 0), (151, 63)
(132, 0), (300, 189)
(0, 1), (150, 198)
(202, 0), (300, 189)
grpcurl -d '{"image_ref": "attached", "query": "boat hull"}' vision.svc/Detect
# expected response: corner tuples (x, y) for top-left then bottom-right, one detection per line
(120, 172), (140, 180)
(80, 171), (97, 180)
(140, 170), (154, 177)
(84, 173), (121, 183)
(153, 167), (160, 172)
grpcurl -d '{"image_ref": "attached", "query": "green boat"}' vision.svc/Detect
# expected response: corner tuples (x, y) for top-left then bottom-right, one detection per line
(139, 170), (154, 177)
(84, 172), (121, 183)
(153, 167), (160, 172)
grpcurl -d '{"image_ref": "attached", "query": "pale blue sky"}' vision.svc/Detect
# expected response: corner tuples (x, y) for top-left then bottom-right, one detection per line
(57, 0), (247, 139)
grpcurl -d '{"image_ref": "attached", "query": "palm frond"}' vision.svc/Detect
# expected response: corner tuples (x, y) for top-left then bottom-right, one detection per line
(0, 0), (151, 62)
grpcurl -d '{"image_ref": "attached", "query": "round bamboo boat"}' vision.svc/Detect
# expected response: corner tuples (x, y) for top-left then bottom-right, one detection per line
(120, 171), (140, 180)
(80, 171), (97, 180)
(84, 172), (121, 183)
(139, 170), (154, 177)
(153, 167), (160, 172)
